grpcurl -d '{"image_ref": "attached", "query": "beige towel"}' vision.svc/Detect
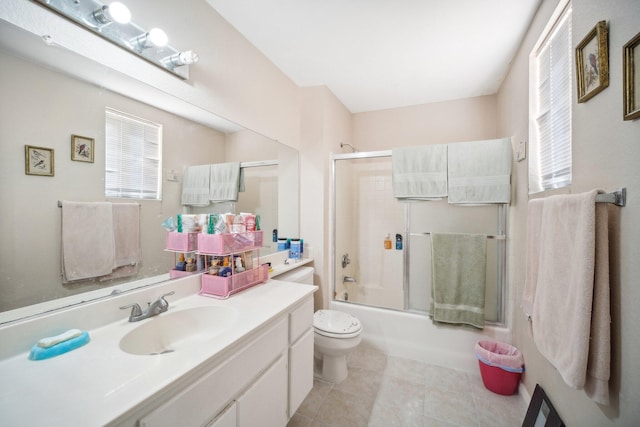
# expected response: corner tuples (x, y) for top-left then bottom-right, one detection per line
(585, 202), (611, 405)
(61, 201), (116, 282)
(430, 233), (487, 329)
(522, 198), (545, 317)
(101, 203), (141, 281)
(528, 190), (610, 404)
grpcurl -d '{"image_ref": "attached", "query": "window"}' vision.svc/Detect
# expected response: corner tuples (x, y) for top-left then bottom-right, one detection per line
(529, 1), (572, 194)
(105, 108), (162, 199)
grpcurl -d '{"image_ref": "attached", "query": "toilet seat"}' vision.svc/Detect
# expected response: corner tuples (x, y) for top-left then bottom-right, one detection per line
(313, 310), (362, 339)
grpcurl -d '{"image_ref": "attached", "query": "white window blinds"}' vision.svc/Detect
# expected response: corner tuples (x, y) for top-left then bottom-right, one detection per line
(529, 3), (572, 194)
(105, 108), (162, 200)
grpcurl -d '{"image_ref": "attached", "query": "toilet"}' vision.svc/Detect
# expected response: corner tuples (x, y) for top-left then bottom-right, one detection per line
(273, 266), (363, 383)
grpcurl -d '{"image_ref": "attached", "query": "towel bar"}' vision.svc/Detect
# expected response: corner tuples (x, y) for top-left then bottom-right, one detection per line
(409, 232), (506, 240)
(595, 188), (626, 207)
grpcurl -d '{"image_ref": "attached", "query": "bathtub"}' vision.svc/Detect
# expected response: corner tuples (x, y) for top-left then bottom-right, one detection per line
(330, 300), (512, 372)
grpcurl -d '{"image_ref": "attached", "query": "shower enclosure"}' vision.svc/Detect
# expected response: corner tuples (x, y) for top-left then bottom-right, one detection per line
(331, 151), (507, 325)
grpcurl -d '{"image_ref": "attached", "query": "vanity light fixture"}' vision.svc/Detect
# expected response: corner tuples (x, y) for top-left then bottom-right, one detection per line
(91, 2), (131, 26)
(161, 51), (199, 69)
(32, 0), (198, 79)
(129, 28), (169, 51)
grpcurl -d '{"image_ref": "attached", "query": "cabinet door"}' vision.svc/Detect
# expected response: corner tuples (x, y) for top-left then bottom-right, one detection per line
(206, 402), (236, 427)
(288, 328), (314, 417)
(237, 355), (288, 427)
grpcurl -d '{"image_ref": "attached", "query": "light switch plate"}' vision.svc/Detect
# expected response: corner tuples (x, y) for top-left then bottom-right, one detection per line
(166, 169), (180, 182)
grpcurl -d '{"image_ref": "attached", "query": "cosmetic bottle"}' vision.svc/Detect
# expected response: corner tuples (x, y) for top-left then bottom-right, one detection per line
(384, 234), (392, 250)
(395, 233), (403, 250)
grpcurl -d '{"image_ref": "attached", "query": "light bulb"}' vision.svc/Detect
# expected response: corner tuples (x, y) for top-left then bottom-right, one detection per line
(147, 28), (168, 47)
(161, 51), (199, 68)
(130, 28), (168, 50)
(92, 2), (131, 25)
(107, 2), (131, 24)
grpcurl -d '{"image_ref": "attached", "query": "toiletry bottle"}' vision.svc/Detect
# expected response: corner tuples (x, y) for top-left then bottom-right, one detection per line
(384, 234), (392, 250)
(176, 253), (186, 271)
(395, 233), (403, 250)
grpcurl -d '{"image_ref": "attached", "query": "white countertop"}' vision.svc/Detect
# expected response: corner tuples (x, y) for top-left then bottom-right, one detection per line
(0, 279), (316, 426)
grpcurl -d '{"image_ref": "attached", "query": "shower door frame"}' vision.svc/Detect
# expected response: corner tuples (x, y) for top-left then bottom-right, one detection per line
(330, 151), (507, 326)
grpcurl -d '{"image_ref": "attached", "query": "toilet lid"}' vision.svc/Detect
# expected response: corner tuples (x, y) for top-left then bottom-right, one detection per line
(313, 310), (362, 338)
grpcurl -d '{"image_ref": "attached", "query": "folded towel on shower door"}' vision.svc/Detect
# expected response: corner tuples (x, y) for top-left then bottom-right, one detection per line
(209, 162), (242, 202)
(430, 233), (487, 329)
(447, 137), (512, 204)
(392, 144), (448, 200)
(61, 201), (116, 282)
(181, 164), (211, 206)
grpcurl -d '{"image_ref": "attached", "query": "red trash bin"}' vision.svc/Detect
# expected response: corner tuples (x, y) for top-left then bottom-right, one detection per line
(474, 340), (525, 395)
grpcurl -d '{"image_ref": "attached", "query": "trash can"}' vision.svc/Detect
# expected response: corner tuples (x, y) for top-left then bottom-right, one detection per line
(474, 340), (525, 395)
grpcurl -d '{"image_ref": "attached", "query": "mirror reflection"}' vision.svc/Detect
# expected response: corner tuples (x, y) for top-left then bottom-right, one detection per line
(0, 20), (298, 315)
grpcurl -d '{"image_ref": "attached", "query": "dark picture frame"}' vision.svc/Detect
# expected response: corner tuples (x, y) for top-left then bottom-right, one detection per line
(623, 31), (640, 120)
(522, 384), (565, 427)
(576, 20), (609, 103)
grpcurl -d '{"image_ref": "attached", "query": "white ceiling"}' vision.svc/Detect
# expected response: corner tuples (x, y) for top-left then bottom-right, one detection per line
(206, 0), (540, 113)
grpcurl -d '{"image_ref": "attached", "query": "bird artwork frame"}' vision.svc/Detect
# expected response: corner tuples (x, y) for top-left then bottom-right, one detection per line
(576, 20), (609, 103)
(25, 145), (54, 176)
(71, 134), (95, 163)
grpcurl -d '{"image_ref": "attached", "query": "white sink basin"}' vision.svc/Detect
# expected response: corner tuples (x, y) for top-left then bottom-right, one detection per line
(119, 306), (238, 355)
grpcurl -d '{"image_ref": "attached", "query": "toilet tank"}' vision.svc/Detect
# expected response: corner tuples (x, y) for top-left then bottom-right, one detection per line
(273, 266), (314, 285)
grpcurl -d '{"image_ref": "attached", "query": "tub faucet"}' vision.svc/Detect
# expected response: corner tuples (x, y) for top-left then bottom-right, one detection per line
(343, 276), (357, 284)
(120, 291), (175, 322)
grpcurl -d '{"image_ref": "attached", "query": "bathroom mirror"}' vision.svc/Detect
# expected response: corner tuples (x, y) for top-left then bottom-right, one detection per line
(0, 18), (299, 318)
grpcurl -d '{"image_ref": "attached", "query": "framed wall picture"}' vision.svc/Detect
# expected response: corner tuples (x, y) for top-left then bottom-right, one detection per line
(576, 20), (609, 103)
(623, 31), (640, 121)
(25, 145), (55, 176)
(71, 134), (95, 163)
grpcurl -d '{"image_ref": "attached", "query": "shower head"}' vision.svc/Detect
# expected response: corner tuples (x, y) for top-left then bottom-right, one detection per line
(340, 142), (357, 152)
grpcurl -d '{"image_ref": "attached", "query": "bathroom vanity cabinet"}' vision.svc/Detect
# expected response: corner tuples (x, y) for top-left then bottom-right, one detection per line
(127, 297), (314, 427)
(0, 278), (316, 427)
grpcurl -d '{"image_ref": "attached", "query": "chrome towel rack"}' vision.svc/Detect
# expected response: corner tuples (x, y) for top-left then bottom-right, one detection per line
(595, 188), (626, 207)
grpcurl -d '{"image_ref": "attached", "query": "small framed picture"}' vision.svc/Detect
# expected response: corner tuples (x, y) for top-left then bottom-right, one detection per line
(25, 145), (55, 176)
(623, 32), (640, 121)
(576, 20), (609, 103)
(71, 134), (95, 163)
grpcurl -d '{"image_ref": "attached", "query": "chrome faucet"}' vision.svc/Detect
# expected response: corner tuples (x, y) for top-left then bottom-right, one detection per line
(343, 276), (357, 284)
(120, 291), (175, 322)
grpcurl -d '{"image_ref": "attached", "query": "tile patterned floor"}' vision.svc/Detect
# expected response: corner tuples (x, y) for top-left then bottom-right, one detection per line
(287, 343), (528, 427)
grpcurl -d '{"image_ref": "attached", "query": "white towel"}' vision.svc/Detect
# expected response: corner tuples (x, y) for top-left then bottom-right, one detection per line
(209, 162), (242, 202)
(526, 190), (610, 404)
(447, 137), (512, 204)
(61, 201), (116, 282)
(392, 145), (447, 200)
(181, 164), (211, 206)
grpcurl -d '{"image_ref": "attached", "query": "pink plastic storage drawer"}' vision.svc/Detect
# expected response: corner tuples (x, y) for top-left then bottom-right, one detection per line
(198, 231), (263, 254)
(200, 264), (269, 299)
(169, 269), (200, 279)
(166, 232), (198, 252)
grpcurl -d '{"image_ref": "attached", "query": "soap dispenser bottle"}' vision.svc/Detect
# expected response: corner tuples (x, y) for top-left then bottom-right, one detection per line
(384, 233), (392, 250)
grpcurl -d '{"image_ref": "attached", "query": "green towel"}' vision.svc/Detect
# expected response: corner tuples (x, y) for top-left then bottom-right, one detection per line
(430, 233), (487, 329)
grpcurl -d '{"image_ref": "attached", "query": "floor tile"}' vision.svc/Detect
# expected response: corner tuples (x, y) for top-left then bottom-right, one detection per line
(292, 344), (529, 427)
